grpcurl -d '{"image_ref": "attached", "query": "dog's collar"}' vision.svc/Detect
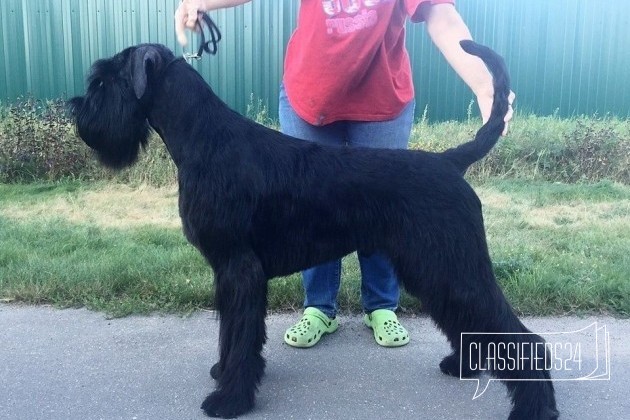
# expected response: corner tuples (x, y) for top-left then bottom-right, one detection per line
(184, 12), (222, 61)
(165, 57), (187, 70)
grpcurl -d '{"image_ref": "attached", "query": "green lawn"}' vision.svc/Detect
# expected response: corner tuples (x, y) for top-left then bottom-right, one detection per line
(0, 180), (628, 317)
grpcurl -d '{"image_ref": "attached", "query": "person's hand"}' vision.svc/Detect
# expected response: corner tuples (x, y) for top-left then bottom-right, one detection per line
(477, 90), (516, 136)
(175, 0), (209, 46)
(176, 1), (249, 46)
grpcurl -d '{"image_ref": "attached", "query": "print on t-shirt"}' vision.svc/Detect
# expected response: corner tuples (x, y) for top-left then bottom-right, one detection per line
(323, 0), (394, 35)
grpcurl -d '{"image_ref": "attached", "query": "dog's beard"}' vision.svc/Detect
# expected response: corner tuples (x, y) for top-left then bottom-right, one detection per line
(69, 95), (149, 169)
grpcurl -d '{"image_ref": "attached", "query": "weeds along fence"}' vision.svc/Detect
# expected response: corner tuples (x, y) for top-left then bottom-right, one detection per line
(409, 112), (630, 184)
(0, 97), (628, 185)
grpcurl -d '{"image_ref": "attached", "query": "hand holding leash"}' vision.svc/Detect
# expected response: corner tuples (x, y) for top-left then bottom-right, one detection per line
(183, 12), (222, 61)
(175, 0), (244, 47)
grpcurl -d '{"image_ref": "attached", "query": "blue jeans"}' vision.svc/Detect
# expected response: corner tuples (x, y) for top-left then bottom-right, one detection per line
(278, 84), (415, 318)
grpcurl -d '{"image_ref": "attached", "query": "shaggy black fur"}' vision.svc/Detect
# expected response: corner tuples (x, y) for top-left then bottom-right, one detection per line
(69, 41), (558, 419)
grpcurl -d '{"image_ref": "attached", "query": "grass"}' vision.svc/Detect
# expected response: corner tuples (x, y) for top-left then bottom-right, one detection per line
(410, 113), (630, 183)
(475, 180), (629, 316)
(1, 180), (628, 317)
(1, 99), (628, 316)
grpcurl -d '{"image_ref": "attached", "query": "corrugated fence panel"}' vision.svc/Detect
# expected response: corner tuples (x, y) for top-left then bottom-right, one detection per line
(1, 0), (629, 121)
(1, 0), (27, 99)
(407, 0), (630, 120)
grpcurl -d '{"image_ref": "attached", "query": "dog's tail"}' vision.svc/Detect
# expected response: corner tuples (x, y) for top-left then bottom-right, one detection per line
(441, 40), (511, 173)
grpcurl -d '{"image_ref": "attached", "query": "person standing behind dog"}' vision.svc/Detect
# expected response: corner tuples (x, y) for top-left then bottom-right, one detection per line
(175, 0), (515, 349)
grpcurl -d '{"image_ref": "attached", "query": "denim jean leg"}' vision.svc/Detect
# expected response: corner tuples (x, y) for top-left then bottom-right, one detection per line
(347, 100), (415, 312)
(358, 252), (400, 313)
(302, 260), (342, 318)
(278, 82), (345, 318)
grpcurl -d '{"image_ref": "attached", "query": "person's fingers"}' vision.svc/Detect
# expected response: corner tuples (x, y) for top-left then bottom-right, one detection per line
(477, 89), (515, 135)
(502, 107), (513, 135)
(502, 91), (516, 136)
(508, 90), (516, 103)
(185, 5), (199, 29)
(175, 5), (189, 46)
(175, 2), (202, 46)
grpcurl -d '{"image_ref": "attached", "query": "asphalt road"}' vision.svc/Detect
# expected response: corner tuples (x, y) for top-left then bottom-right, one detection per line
(0, 305), (628, 420)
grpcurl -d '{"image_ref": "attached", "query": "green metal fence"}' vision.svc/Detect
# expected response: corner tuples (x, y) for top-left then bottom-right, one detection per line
(1, 0), (629, 121)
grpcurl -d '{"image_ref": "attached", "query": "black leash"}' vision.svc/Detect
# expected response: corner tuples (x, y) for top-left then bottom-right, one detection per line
(184, 12), (222, 61)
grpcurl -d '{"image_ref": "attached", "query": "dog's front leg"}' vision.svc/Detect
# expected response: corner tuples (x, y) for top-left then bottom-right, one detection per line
(201, 250), (268, 418)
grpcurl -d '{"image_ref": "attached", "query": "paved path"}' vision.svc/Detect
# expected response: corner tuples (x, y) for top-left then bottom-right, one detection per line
(0, 305), (628, 419)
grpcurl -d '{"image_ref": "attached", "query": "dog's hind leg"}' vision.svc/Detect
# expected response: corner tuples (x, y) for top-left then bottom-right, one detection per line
(201, 250), (267, 418)
(452, 302), (558, 420)
(501, 334), (558, 420)
(393, 225), (558, 419)
(417, 276), (557, 419)
(442, 300), (558, 419)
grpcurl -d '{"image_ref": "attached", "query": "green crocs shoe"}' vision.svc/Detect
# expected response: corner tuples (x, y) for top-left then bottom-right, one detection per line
(364, 309), (410, 347)
(284, 307), (339, 348)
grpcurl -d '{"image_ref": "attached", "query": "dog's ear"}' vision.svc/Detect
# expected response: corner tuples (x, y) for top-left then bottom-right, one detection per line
(131, 46), (162, 99)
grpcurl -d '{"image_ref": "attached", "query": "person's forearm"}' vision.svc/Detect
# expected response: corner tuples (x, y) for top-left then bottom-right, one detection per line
(199, 0), (251, 11)
(423, 3), (514, 133)
(424, 4), (493, 98)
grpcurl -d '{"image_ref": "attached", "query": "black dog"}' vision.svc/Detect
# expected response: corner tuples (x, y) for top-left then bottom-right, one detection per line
(69, 41), (558, 419)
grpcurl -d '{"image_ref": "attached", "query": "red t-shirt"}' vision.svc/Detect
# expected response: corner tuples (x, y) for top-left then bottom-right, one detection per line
(283, 0), (455, 126)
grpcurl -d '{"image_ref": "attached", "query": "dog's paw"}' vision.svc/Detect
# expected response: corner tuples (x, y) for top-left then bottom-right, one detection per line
(210, 363), (221, 381)
(508, 381), (558, 420)
(201, 390), (253, 418)
(508, 405), (559, 420)
(439, 353), (461, 377)
(439, 353), (478, 378)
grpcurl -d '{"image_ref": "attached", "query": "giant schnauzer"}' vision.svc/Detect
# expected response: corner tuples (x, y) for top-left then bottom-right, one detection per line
(69, 41), (558, 419)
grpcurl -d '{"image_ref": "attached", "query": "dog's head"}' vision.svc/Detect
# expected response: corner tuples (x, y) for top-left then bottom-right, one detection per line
(68, 44), (175, 169)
